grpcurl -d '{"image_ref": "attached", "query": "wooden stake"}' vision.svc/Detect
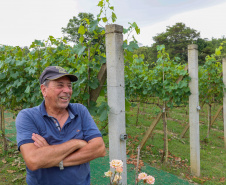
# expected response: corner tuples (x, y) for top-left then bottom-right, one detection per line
(210, 105), (223, 126)
(139, 65), (188, 150)
(136, 102), (140, 126)
(0, 106), (7, 152)
(207, 104), (211, 138)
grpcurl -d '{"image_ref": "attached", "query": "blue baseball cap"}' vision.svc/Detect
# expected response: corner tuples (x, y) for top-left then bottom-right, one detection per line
(39, 66), (78, 84)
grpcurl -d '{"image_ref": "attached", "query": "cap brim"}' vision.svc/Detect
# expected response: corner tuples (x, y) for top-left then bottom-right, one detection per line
(47, 74), (78, 82)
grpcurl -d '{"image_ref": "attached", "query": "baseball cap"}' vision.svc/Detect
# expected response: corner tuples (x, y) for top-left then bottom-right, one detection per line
(39, 66), (78, 84)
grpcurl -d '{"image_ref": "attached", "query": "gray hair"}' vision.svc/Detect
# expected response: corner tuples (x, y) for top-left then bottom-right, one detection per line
(42, 79), (50, 87)
(42, 79), (51, 100)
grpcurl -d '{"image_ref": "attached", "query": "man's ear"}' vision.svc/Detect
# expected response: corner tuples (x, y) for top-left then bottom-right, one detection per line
(40, 84), (47, 98)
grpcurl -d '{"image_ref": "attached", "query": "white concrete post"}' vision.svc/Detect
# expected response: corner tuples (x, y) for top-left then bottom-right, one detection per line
(188, 44), (200, 177)
(105, 24), (127, 184)
(222, 58), (226, 148)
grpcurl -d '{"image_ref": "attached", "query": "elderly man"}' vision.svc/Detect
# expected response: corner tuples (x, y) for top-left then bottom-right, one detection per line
(16, 66), (106, 185)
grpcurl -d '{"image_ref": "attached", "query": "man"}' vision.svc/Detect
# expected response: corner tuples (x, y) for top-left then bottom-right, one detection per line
(16, 66), (106, 185)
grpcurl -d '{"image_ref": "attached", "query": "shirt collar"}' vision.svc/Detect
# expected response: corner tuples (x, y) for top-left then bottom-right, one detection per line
(40, 100), (76, 119)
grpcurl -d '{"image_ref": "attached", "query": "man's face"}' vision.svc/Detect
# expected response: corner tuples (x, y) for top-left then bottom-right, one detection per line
(41, 76), (73, 110)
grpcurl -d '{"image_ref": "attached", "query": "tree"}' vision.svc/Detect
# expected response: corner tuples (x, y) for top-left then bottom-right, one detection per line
(151, 22), (200, 64)
(196, 38), (215, 65)
(62, 13), (95, 44)
(197, 37), (226, 65)
(133, 46), (153, 67)
(62, 12), (106, 55)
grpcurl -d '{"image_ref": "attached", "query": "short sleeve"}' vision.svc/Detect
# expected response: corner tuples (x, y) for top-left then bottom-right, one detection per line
(16, 109), (38, 151)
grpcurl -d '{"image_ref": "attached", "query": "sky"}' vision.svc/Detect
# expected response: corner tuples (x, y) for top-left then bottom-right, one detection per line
(0, 0), (226, 47)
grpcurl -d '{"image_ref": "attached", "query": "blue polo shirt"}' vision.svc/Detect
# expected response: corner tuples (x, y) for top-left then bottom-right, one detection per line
(16, 101), (102, 185)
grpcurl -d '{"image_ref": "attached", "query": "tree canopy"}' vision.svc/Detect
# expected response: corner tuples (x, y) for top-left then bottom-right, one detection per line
(62, 13), (95, 44)
(151, 22), (200, 63)
(134, 22), (226, 66)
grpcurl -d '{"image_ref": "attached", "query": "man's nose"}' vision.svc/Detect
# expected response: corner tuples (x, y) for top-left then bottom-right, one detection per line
(62, 85), (72, 92)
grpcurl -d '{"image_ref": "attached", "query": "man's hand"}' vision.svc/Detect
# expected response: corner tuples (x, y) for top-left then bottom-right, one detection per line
(32, 133), (49, 148)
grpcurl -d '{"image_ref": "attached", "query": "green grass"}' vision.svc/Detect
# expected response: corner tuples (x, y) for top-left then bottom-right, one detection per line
(0, 101), (225, 184)
(100, 101), (225, 184)
(0, 143), (27, 185)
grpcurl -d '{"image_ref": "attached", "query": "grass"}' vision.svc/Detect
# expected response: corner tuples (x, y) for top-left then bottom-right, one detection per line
(0, 100), (225, 184)
(0, 142), (26, 184)
(100, 100), (225, 184)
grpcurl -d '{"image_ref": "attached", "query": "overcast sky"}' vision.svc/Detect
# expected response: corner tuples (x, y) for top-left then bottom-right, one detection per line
(0, 0), (226, 47)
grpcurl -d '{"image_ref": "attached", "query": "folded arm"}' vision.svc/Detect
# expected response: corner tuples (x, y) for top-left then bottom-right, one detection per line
(20, 133), (87, 171)
(63, 137), (106, 166)
(31, 134), (106, 167)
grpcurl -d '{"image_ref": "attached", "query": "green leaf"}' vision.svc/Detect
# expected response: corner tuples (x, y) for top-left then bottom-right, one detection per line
(97, 102), (109, 121)
(122, 42), (128, 50)
(97, 0), (103, 7)
(25, 86), (30, 93)
(112, 12), (117, 23)
(49, 36), (57, 43)
(126, 41), (139, 52)
(102, 17), (108, 23)
(123, 28), (129, 34)
(157, 45), (165, 51)
(11, 71), (19, 79)
(78, 25), (85, 35)
(29, 40), (45, 48)
(88, 101), (98, 116)
(109, 6), (114, 10)
(0, 73), (6, 80)
(99, 109), (108, 121)
(73, 44), (86, 57)
(215, 48), (221, 55)
(131, 22), (137, 28)
(135, 27), (140, 34)
(143, 90), (147, 95)
(99, 56), (106, 64)
(89, 20), (99, 32)
(79, 36), (84, 43)
(89, 78), (99, 89)
(84, 18), (90, 25)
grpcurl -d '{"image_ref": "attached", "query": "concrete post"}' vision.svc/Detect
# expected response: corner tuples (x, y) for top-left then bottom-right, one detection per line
(105, 24), (127, 184)
(222, 58), (226, 148)
(188, 44), (200, 177)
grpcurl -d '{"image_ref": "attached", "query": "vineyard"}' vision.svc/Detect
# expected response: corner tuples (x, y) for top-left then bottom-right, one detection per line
(0, 39), (225, 117)
(0, 0), (226, 184)
(0, 36), (225, 184)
